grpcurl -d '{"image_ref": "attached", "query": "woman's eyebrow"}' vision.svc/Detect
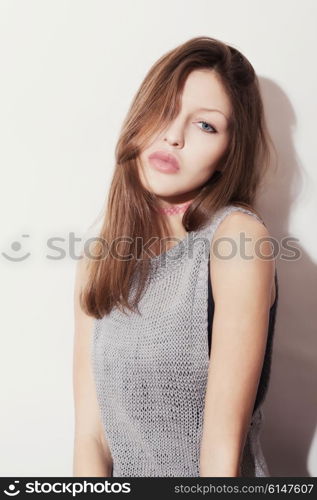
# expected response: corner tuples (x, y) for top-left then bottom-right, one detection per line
(195, 106), (228, 121)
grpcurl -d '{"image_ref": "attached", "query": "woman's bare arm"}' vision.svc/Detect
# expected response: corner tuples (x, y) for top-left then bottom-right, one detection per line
(199, 212), (275, 477)
(73, 256), (113, 476)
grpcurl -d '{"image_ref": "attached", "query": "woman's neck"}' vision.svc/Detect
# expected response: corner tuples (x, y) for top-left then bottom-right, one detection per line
(157, 200), (192, 215)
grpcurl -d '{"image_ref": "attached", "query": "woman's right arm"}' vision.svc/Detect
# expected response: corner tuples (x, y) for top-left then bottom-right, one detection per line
(72, 256), (113, 477)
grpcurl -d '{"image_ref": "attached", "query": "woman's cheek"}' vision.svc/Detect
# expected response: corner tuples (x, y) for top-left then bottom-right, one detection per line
(184, 167), (215, 189)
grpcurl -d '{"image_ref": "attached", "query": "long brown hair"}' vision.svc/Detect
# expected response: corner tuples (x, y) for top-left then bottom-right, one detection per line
(80, 36), (275, 319)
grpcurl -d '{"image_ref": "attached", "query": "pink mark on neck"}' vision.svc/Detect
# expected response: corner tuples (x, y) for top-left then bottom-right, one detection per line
(157, 200), (193, 216)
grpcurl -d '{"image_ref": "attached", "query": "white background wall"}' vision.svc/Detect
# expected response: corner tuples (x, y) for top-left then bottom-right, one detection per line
(0, 0), (316, 477)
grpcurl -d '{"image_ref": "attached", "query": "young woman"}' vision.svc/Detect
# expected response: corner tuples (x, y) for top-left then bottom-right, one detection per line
(73, 36), (279, 477)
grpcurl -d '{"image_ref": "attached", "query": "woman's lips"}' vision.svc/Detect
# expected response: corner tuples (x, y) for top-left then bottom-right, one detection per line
(148, 151), (180, 174)
(148, 157), (180, 173)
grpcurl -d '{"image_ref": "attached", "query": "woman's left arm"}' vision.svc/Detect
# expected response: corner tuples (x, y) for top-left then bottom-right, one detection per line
(199, 212), (275, 477)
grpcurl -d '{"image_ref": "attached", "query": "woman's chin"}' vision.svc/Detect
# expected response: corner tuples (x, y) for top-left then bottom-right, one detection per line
(140, 177), (184, 199)
(144, 185), (184, 199)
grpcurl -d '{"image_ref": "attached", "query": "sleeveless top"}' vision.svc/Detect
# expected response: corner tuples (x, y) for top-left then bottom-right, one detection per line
(91, 204), (279, 477)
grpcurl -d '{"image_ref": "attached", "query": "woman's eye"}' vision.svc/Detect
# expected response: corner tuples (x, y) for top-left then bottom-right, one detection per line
(197, 121), (217, 134)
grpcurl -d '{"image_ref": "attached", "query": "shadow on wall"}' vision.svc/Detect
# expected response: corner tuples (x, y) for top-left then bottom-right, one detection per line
(256, 76), (316, 477)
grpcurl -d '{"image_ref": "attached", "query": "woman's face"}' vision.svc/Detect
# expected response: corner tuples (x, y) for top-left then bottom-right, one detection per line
(138, 69), (232, 200)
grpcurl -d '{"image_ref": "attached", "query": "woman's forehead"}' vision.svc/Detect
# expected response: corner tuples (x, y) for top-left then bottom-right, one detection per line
(179, 69), (232, 120)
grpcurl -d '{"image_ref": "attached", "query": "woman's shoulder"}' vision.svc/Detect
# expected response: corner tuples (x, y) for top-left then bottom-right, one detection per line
(212, 203), (269, 240)
(210, 203), (276, 309)
(210, 203), (276, 293)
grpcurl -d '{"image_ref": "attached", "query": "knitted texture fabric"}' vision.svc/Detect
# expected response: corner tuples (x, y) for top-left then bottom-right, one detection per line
(91, 204), (278, 477)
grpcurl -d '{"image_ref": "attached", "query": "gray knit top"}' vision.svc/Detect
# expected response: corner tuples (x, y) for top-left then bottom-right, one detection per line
(91, 204), (278, 477)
